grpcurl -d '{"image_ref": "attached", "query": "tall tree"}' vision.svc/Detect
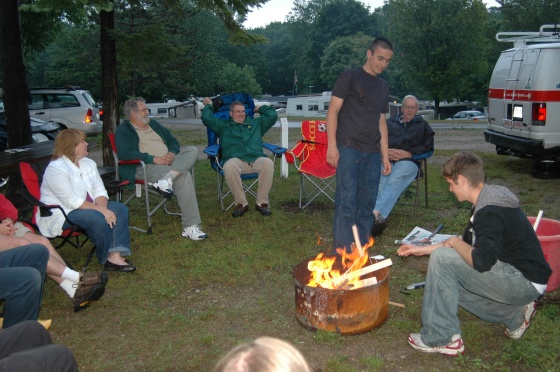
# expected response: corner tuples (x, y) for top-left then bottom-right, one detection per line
(0, 0), (32, 149)
(306, 0), (379, 91)
(497, 0), (560, 32)
(100, 3), (118, 165)
(385, 0), (489, 115)
(319, 32), (373, 88)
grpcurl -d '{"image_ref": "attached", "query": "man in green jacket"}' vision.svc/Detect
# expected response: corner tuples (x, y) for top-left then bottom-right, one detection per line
(201, 97), (278, 217)
(115, 97), (207, 241)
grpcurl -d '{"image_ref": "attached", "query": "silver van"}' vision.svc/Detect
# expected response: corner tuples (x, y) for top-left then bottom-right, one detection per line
(485, 25), (560, 165)
(29, 87), (102, 136)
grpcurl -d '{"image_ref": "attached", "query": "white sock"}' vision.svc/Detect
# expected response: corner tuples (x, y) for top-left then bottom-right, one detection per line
(60, 279), (77, 298)
(61, 267), (80, 283)
(164, 171), (179, 181)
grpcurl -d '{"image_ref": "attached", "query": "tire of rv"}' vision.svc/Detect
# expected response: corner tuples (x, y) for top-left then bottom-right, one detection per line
(531, 160), (560, 179)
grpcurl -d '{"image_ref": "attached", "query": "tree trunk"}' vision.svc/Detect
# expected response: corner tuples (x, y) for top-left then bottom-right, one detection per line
(100, 4), (118, 166)
(0, 0), (32, 149)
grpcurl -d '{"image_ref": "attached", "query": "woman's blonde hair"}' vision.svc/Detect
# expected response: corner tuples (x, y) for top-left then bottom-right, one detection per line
(213, 337), (311, 372)
(53, 129), (87, 163)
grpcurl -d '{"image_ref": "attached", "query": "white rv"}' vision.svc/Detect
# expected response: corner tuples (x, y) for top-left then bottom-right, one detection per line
(484, 24), (560, 169)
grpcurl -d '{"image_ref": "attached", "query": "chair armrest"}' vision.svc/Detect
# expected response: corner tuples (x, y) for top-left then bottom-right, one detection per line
(20, 188), (76, 221)
(262, 142), (287, 156)
(412, 151), (433, 161)
(118, 159), (142, 166)
(204, 144), (220, 157)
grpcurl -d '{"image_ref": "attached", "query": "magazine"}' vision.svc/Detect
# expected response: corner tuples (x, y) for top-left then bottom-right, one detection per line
(395, 225), (454, 246)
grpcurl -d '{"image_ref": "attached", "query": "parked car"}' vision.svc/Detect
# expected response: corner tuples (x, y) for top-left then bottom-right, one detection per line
(447, 110), (488, 122)
(29, 87), (102, 136)
(0, 111), (61, 150)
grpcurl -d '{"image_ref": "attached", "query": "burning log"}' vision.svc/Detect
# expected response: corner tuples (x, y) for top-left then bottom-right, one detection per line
(327, 258), (392, 290)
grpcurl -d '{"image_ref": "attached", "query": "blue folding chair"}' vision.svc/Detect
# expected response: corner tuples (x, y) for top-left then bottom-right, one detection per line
(203, 93), (286, 211)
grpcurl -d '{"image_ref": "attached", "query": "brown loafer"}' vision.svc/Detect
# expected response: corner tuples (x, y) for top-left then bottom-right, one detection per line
(255, 204), (272, 216)
(232, 204), (249, 217)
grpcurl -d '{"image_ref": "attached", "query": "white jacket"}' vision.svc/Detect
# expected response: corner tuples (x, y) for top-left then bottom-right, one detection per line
(37, 156), (108, 237)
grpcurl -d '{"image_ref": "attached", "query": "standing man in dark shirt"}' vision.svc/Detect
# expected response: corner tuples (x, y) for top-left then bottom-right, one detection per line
(326, 37), (393, 251)
(398, 152), (551, 356)
(371, 95), (434, 235)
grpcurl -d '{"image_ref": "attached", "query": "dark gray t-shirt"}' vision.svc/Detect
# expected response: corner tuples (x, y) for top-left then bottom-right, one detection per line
(331, 67), (390, 153)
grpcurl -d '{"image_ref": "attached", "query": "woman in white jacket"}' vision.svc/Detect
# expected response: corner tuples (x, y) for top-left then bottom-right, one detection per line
(38, 129), (136, 272)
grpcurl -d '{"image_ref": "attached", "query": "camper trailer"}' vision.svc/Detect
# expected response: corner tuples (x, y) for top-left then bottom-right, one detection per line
(484, 24), (560, 176)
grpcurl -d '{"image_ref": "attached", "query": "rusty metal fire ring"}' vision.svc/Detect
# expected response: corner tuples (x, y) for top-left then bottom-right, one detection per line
(293, 256), (390, 335)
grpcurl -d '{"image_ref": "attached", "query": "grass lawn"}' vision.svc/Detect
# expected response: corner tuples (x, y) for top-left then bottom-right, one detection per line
(22, 126), (560, 371)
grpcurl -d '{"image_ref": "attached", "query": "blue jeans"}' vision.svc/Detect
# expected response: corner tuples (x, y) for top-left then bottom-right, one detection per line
(63, 201), (131, 264)
(420, 247), (541, 346)
(333, 146), (381, 252)
(0, 245), (49, 329)
(374, 160), (418, 218)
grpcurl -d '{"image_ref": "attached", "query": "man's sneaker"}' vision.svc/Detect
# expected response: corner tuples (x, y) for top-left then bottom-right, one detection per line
(182, 225), (208, 241)
(150, 175), (174, 198)
(505, 301), (538, 339)
(408, 333), (465, 356)
(73, 283), (105, 312)
(80, 271), (109, 287)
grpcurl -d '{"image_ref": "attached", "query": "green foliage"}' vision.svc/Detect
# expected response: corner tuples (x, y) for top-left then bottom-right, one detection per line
(319, 32), (373, 88)
(213, 63), (262, 95)
(498, 0), (560, 32)
(306, 0), (379, 91)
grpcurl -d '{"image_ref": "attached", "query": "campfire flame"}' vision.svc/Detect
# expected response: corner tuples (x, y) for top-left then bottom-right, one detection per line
(307, 237), (374, 289)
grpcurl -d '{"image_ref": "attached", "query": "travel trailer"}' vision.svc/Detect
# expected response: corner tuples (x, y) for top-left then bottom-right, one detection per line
(484, 24), (560, 176)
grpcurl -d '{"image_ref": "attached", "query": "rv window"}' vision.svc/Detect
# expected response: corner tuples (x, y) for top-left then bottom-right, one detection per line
(296, 105), (303, 111)
(324, 103), (329, 110)
(157, 108), (167, 114)
(308, 105), (319, 111)
(513, 105), (523, 120)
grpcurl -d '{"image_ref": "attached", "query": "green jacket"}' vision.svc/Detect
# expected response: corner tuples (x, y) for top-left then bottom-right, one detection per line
(114, 119), (180, 184)
(201, 104), (278, 163)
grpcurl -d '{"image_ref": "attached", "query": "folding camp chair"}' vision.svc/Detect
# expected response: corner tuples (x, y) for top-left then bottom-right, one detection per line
(285, 120), (336, 209)
(410, 151), (433, 216)
(203, 93), (286, 211)
(109, 133), (180, 234)
(19, 162), (97, 268)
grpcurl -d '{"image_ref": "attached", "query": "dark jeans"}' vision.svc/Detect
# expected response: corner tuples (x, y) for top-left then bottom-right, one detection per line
(0, 321), (78, 371)
(63, 201), (131, 264)
(0, 245), (49, 329)
(333, 146), (381, 252)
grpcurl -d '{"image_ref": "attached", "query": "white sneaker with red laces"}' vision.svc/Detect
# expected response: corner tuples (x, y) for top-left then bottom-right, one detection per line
(506, 301), (538, 340)
(408, 333), (465, 356)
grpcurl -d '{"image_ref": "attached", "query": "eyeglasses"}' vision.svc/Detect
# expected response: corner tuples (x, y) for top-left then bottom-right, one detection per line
(403, 105), (417, 110)
(231, 110), (246, 114)
(137, 108), (149, 112)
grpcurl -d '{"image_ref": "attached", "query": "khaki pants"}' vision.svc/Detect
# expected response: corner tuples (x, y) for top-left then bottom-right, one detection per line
(222, 157), (274, 207)
(136, 146), (201, 228)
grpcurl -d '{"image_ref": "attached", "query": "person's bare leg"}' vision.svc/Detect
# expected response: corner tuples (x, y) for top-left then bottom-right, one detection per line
(23, 233), (68, 282)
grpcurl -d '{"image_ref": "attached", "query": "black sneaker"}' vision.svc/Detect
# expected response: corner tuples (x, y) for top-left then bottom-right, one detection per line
(370, 216), (387, 237)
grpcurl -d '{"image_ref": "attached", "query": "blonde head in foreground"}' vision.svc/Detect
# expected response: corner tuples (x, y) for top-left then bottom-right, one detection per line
(213, 337), (311, 372)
